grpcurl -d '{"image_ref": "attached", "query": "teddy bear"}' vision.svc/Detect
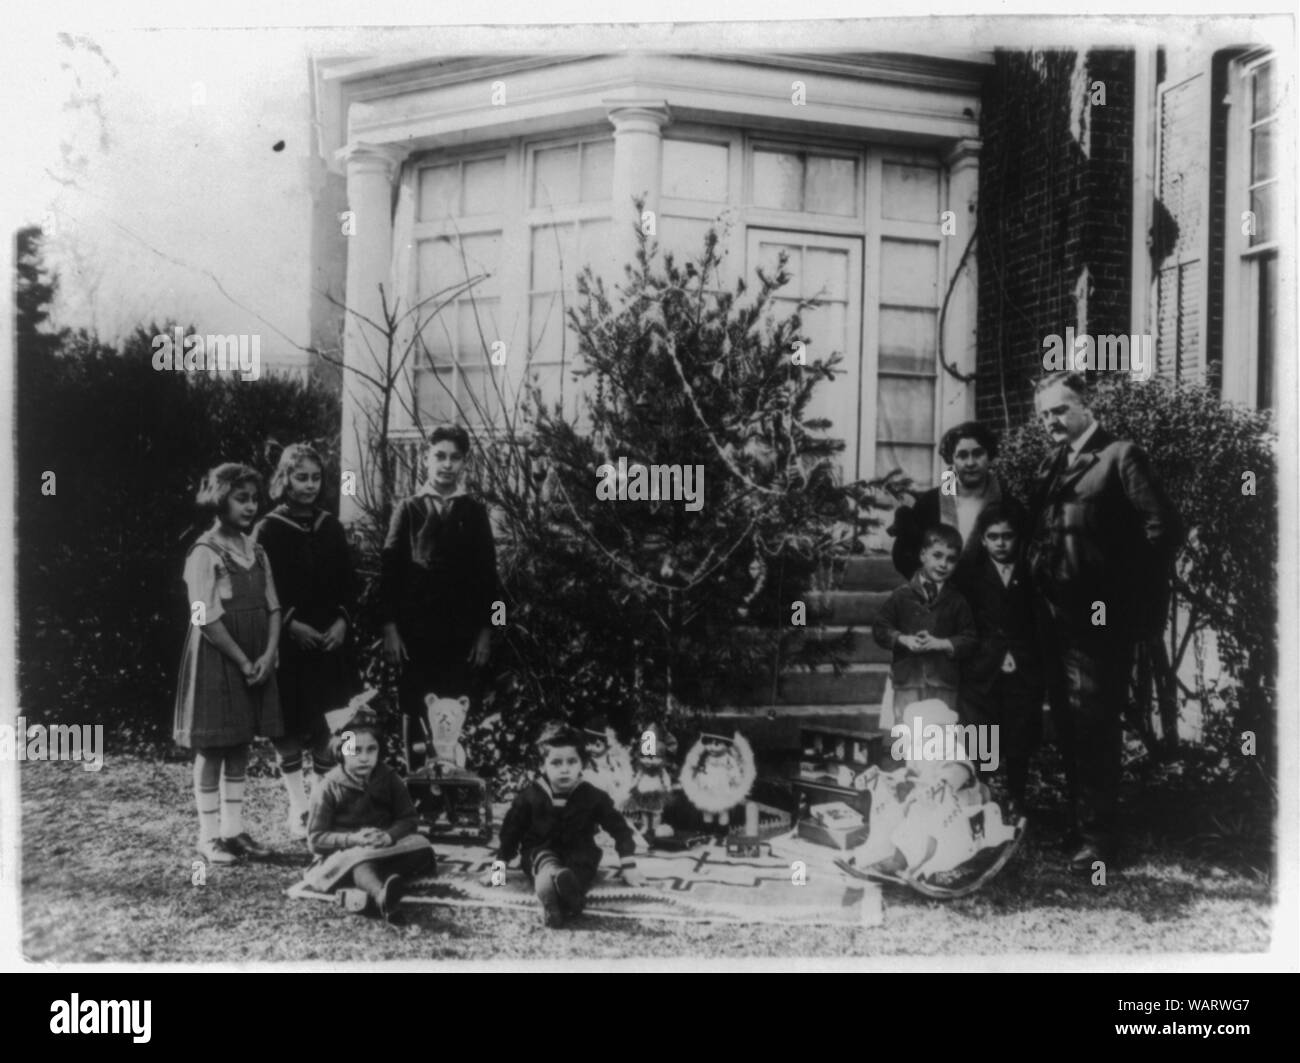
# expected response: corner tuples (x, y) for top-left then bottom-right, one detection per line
(623, 722), (678, 839)
(679, 730), (756, 836)
(423, 692), (470, 768)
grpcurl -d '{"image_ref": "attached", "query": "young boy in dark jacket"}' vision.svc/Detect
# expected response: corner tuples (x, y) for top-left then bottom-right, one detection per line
(489, 724), (644, 927)
(874, 524), (978, 760)
(955, 504), (1045, 817)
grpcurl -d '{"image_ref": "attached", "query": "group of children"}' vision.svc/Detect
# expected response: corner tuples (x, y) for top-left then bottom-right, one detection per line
(172, 428), (635, 927)
(872, 504), (1044, 818)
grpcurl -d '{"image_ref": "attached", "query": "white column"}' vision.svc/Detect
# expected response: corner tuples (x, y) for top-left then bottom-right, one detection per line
(336, 142), (405, 526)
(940, 138), (981, 431)
(605, 101), (671, 270)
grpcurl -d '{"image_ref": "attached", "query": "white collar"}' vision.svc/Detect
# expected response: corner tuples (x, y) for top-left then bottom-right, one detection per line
(419, 481), (467, 504)
(1068, 420), (1100, 460)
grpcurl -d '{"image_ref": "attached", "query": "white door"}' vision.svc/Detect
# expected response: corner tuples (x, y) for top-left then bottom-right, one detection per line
(746, 229), (865, 480)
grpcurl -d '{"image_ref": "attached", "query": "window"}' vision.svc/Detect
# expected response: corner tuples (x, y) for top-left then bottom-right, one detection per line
(752, 147), (858, 217)
(1223, 51), (1281, 411)
(412, 154), (506, 427)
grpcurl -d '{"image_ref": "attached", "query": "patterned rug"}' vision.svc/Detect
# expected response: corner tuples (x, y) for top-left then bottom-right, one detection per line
(287, 835), (882, 927)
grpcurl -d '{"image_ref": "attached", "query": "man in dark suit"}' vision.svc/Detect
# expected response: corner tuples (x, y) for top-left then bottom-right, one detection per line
(1027, 372), (1181, 873)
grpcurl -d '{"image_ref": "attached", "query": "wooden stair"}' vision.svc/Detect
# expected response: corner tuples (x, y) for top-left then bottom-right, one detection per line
(707, 554), (902, 753)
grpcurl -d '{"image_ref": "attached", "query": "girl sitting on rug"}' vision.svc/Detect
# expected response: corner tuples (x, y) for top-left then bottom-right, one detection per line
(304, 709), (436, 924)
(485, 723), (643, 928)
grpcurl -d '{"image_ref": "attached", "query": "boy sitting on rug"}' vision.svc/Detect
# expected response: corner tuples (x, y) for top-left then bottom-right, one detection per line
(854, 699), (1017, 883)
(303, 707), (436, 924)
(485, 723), (644, 928)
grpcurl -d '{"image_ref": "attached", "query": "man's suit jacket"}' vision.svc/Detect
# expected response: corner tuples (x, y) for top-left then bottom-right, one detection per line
(955, 553), (1045, 695)
(1028, 426), (1181, 638)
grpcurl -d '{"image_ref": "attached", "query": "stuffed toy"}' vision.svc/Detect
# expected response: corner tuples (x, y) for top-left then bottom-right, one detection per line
(423, 693), (470, 768)
(679, 730), (756, 833)
(581, 720), (634, 808)
(624, 722), (677, 839)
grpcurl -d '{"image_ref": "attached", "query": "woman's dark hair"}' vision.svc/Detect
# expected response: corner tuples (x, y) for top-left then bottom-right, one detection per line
(939, 421), (999, 465)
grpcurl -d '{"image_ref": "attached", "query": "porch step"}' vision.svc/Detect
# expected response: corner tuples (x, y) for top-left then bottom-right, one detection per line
(836, 555), (903, 591)
(778, 626), (893, 665)
(701, 704), (883, 752)
(802, 590), (892, 626)
(730, 663), (889, 707)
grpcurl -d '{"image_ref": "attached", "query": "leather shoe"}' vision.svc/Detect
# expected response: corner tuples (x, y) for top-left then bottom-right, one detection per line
(224, 832), (271, 859)
(377, 874), (405, 923)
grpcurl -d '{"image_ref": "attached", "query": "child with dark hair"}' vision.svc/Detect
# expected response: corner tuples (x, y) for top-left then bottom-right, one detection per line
(378, 427), (499, 759)
(303, 710), (436, 923)
(174, 463), (284, 864)
(488, 724), (643, 927)
(955, 503), (1045, 817)
(254, 442), (362, 839)
(873, 523), (978, 750)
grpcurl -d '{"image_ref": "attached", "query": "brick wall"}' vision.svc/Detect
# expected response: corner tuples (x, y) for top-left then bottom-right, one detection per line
(975, 50), (1136, 430)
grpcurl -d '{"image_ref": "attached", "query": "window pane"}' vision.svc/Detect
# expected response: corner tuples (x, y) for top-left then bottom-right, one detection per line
(754, 240), (802, 288)
(753, 150), (802, 211)
(805, 155), (856, 216)
(421, 314), (454, 366)
(1251, 121), (1275, 183)
(1250, 183), (1275, 246)
(530, 293), (568, 364)
(804, 247), (849, 301)
(530, 364), (564, 414)
(459, 232), (501, 296)
(663, 140), (729, 201)
(418, 165), (459, 222)
(803, 302), (848, 362)
(456, 298), (500, 360)
(875, 442), (933, 485)
(533, 145), (580, 207)
(580, 140), (614, 202)
(417, 367), (457, 421)
(531, 224), (578, 290)
(879, 239), (939, 306)
(578, 219), (611, 270)
(659, 216), (714, 266)
(461, 157), (505, 216)
(876, 375), (934, 444)
(1252, 63), (1276, 121)
(882, 162), (940, 222)
(459, 365), (504, 423)
(878, 308), (936, 373)
(1257, 252), (1276, 410)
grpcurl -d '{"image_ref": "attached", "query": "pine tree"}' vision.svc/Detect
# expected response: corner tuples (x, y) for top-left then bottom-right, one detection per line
(518, 213), (853, 727)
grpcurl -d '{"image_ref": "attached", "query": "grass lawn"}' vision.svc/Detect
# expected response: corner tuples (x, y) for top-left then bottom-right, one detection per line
(19, 750), (1274, 964)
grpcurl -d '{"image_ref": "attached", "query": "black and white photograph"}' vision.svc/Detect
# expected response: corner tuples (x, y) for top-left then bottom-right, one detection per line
(2, 4), (1295, 980)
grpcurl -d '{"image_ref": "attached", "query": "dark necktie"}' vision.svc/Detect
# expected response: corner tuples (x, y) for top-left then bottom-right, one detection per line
(923, 579), (937, 603)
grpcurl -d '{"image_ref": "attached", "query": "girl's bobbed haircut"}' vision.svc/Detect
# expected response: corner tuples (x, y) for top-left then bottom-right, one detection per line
(196, 463), (264, 515)
(269, 442), (325, 503)
(329, 714), (384, 760)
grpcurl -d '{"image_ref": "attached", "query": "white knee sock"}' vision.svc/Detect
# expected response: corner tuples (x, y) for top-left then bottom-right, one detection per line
(220, 770), (246, 839)
(281, 767), (309, 819)
(195, 781), (221, 843)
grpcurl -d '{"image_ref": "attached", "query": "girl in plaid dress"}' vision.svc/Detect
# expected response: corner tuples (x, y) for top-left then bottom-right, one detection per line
(174, 464), (285, 865)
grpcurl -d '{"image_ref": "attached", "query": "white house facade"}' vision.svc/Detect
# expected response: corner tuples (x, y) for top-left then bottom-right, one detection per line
(312, 52), (992, 521)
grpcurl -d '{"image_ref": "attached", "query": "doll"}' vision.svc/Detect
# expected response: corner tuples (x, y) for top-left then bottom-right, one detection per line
(623, 722), (677, 839)
(679, 730), (756, 836)
(581, 720), (634, 809)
